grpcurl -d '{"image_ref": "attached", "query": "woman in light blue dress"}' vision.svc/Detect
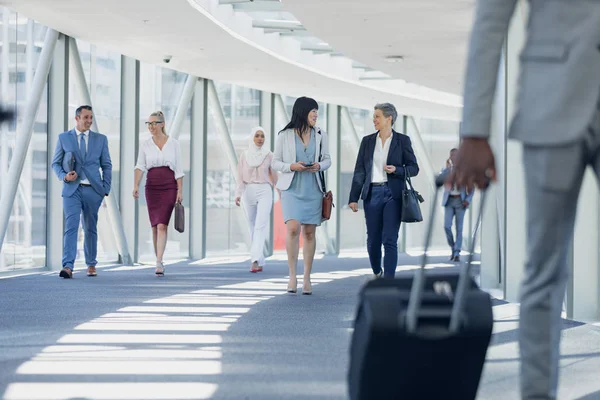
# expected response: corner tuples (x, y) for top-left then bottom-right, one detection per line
(272, 97), (331, 295)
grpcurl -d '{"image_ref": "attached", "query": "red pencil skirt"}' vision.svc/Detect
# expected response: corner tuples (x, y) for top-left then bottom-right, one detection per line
(145, 166), (177, 227)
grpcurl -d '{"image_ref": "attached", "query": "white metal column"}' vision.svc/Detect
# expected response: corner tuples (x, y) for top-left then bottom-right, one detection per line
(68, 38), (132, 264)
(206, 79), (252, 246)
(325, 105), (341, 255)
(169, 74), (197, 140)
(190, 78), (207, 260)
(502, 2), (528, 302)
(46, 33), (70, 271)
(406, 116), (436, 192)
(260, 91), (274, 257)
(0, 10), (9, 269)
(119, 56), (140, 262)
(0, 29), (59, 253)
(207, 80), (238, 171)
(341, 106), (361, 153)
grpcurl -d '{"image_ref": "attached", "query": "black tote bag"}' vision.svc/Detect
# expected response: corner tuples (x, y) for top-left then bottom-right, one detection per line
(401, 173), (424, 223)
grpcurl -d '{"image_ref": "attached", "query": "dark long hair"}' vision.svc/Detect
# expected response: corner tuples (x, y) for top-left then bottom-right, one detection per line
(279, 96), (319, 135)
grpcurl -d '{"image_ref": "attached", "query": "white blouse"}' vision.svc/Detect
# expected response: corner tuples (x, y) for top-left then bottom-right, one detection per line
(371, 133), (392, 183)
(135, 137), (185, 179)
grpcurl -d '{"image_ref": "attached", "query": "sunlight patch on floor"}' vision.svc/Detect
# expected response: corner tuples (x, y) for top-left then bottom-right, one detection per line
(4, 264), (386, 400)
(3, 382), (217, 400)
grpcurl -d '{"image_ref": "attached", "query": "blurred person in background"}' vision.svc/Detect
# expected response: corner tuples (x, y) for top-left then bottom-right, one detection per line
(235, 126), (278, 273)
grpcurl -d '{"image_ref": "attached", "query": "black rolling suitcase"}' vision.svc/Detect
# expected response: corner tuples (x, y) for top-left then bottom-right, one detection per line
(348, 174), (493, 400)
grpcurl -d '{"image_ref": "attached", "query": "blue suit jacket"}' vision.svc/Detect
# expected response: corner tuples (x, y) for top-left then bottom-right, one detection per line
(441, 167), (473, 206)
(349, 130), (419, 202)
(51, 129), (112, 198)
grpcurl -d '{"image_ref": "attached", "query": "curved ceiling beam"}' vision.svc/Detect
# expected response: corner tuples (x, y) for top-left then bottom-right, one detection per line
(281, 0), (475, 96)
(1, 0), (462, 119)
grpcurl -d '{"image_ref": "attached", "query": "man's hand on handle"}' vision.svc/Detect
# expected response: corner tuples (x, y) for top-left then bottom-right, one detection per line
(65, 171), (78, 182)
(349, 202), (359, 212)
(448, 138), (496, 192)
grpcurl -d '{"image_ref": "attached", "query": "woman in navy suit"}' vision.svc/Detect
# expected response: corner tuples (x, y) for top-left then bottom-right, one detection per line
(348, 103), (419, 278)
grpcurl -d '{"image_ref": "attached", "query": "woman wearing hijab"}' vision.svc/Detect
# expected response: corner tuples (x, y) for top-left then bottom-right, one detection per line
(272, 97), (331, 295)
(235, 126), (278, 273)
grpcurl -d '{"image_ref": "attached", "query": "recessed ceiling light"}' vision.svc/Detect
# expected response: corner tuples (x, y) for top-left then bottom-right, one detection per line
(385, 56), (404, 63)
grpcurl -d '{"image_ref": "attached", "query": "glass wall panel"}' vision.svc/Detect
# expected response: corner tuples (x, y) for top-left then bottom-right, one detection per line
(0, 10), (48, 272)
(137, 64), (191, 263)
(339, 108), (370, 251)
(403, 117), (474, 253)
(69, 39), (121, 264)
(205, 82), (259, 255)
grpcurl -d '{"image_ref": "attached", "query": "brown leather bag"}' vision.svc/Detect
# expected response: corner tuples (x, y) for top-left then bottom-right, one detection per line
(322, 189), (334, 221)
(174, 202), (185, 233)
(317, 130), (334, 221)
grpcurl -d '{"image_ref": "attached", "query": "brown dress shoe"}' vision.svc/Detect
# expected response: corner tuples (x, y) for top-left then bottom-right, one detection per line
(59, 268), (73, 279)
(87, 266), (97, 277)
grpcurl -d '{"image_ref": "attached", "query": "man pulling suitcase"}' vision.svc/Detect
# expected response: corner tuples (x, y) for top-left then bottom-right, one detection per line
(348, 172), (493, 400)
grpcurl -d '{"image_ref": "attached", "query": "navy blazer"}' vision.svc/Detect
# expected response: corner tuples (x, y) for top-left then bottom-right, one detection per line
(348, 130), (419, 203)
(51, 129), (112, 198)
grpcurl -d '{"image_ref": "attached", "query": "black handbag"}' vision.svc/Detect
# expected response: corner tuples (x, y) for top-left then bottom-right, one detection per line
(401, 172), (424, 223)
(174, 202), (185, 233)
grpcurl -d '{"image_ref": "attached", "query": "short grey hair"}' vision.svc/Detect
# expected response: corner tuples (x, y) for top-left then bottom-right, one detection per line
(374, 103), (398, 125)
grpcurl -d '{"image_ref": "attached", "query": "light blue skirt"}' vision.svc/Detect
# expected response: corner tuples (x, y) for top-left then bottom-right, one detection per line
(281, 171), (322, 225)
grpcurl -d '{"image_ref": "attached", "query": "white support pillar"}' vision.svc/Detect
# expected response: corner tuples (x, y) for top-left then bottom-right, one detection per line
(397, 116), (409, 253)
(274, 94), (288, 127)
(407, 116), (436, 193)
(340, 106), (361, 153)
(502, 2), (528, 302)
(0, 29), (59, 253)
(206, 79), (252, 246)
(572, 170), (600, 320)
(190, 78), (207, 260)
(22, 19), (35, 249)
(480, 37), (509, 291)
(119, 56), (140, 262)
(207, 80), (238, 171)
(168, 74), (197, 140)
(325, 105), (341, 255)
(68, 38), (132, 264)
(260, 91), (274, 257)
(46, 33), (70, 271)
(0, 10), (9, 270)
(0, 10), (9, 203)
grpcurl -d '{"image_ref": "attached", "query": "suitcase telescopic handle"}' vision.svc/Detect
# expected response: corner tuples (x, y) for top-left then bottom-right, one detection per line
(405, 169), (487, 334)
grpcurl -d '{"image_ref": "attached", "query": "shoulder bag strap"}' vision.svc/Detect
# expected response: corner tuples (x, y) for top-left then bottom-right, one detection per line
(318, 129), (327, 193)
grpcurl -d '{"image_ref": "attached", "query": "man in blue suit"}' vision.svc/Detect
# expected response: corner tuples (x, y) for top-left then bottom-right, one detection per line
(442, 148), (472, 262)
(348, 103), (419, 278)
(51, 105), (112, 279)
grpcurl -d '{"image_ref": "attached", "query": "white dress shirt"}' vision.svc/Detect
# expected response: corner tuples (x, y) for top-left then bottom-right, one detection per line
(135, 136), (185, 179)
(75, 128), (91, 185)
(371, 133), (392, 183)
(448, 167), (460, 195)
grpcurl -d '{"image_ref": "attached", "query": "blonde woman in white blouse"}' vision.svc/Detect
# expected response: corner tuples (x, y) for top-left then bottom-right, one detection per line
(133, 111), (184, 276)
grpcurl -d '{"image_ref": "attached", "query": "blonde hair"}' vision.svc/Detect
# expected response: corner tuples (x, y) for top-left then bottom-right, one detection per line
(150, 110), (167, 135)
